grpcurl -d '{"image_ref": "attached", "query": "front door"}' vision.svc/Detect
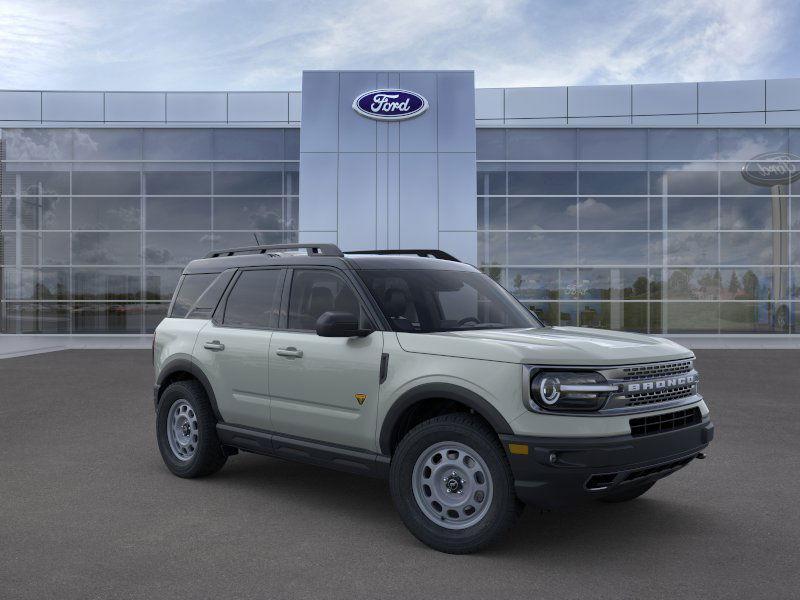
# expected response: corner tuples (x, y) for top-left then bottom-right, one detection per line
(268, 268), (384, 451)
(194, 268), (284, 429)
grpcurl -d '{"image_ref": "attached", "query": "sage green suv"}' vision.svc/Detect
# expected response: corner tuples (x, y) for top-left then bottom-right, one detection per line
(153, 243), (713, 553)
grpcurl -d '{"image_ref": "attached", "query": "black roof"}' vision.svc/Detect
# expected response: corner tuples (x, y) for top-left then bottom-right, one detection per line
(182, 244), (478, 275)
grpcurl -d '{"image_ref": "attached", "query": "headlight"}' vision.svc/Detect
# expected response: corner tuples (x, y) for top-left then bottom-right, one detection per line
(529, 370), (617, 412)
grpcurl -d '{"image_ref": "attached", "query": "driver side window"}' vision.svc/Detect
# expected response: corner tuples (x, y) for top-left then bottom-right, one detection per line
(287, 269), (370, 331)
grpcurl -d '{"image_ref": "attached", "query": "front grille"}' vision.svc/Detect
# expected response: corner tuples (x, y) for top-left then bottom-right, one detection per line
(629, 407), (702, 437)
(621, 359), (693, 381)
(622, 384), (696, 407)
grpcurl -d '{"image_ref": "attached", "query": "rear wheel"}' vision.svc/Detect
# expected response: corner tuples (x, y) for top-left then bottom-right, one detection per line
(390, 414), (522, 554)
(156, 380), (227, 478)
(598, 481), (655, 503)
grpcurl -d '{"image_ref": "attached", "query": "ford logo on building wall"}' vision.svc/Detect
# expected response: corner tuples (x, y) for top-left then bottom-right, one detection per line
(352, 89), (428, 121)
(741, 152), (800, 186)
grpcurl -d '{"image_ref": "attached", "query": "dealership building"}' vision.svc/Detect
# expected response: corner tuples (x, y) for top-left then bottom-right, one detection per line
(1, 70), (799, 338)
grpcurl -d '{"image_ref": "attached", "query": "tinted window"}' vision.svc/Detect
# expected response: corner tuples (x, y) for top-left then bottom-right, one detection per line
(288, 270), (366, 330)
(223, 269), (283, 328)
(171, 273), (218, 318)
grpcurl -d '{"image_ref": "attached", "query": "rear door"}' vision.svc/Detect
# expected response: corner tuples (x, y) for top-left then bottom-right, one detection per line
(194, 267), (285, 429)
(268, 267), (384, 451)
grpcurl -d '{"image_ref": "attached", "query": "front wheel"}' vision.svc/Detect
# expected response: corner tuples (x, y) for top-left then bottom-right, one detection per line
(390, 414), (522, 554)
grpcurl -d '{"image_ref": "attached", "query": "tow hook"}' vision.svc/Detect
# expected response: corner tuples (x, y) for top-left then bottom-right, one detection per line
(696, 452), (707, 460)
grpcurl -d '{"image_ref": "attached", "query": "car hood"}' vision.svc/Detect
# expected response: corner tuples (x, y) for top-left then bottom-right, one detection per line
(395, 326), (693, 366)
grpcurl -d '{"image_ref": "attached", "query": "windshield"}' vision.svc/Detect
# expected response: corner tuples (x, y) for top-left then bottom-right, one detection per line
(357, 269), (543, 333)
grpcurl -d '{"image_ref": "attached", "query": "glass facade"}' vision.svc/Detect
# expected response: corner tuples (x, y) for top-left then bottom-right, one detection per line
(477, 128), (800, 334)
(0, 128), (299, 333)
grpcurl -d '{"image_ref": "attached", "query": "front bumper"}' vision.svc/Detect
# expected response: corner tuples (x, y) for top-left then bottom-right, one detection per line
(500, 418), (714, 508)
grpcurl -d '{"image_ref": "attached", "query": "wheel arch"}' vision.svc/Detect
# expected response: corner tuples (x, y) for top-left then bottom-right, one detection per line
(379, 383), (514, 456)
(155, 359), (223, 422)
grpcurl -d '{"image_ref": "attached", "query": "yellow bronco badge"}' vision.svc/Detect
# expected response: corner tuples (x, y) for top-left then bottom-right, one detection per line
(354, 393), (367, 406)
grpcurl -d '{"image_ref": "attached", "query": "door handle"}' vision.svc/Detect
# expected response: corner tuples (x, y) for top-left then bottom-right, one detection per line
(203, 340), (225, 351)
(276, 346), (303, 358)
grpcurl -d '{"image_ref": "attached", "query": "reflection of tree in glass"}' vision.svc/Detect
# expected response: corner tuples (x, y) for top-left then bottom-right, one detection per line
(728, 271), (741, 296)
(513, 272), (523, 290)
(631, 276), (648, 300)
(481, 265), (502, 284)
(742, 270), (759, 300)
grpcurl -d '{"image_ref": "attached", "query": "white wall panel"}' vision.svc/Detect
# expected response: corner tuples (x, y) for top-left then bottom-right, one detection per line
(166, 93), (226, 122)
(106, 92), (165, 122)
(766, 79), (800, 111)
(438, 153), (477, 231)
(42, 92), (103, 121)
(399, 153), (438, 248)
(475, 88), (503, 120)
(0, 91), (41, 121)
(228, 92), (288, 122)
(299, 152), (338, 231)
(337, 153), (377, 250)
(569, 85), (631, 117)
(505, 86), (567, 119)
(633, 82), (696, 115)
(698, 80), (764, 113)
(439, 231), (477, 265)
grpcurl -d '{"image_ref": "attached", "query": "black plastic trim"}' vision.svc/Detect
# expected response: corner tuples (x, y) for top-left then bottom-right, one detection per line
(378, 383), (514, 455)
(216, 423), (390, 478)
(379, 353), (389, 384)
(155, 358), (224, 422)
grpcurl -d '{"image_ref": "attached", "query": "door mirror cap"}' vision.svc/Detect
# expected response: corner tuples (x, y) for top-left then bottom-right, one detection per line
(315, 311), (373, 337)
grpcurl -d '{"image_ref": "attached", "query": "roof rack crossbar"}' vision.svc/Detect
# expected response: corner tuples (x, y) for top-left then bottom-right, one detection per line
(205, 243), (343, 259)
(344, 249), (460, 262)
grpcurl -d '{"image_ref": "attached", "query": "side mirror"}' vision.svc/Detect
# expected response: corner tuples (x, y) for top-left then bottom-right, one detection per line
(315, 311), (373, 338)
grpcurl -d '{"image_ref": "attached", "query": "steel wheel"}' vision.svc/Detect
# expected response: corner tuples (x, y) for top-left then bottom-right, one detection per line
(412, 441), (494, 530)
(166, 399), (199, 461)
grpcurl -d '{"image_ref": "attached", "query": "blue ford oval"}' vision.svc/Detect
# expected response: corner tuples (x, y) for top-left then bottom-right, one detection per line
(352, 89), (428, 121)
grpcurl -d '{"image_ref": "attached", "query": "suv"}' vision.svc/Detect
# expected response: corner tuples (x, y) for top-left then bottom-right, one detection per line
(153, 243), (713, 553)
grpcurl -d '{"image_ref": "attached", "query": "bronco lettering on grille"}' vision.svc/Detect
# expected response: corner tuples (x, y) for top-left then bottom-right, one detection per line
(625, 373), (696, 393)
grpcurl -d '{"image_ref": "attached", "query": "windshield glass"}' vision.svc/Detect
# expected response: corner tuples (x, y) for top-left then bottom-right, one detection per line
(357, 269), (543, 333)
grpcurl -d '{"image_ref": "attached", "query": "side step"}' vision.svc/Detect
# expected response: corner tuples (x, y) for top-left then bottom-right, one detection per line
(216, 423), (390, 479)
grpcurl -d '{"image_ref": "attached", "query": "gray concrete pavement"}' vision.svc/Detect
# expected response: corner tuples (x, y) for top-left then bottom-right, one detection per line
(0, 349), (798, 599)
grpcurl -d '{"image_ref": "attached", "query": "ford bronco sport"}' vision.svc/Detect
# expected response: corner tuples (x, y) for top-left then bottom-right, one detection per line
(153, 243), (713, 553)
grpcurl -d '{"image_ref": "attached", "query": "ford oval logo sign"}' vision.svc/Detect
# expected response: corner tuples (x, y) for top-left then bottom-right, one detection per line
(352, 89), (428, 121)
(742, 152), (800, 186)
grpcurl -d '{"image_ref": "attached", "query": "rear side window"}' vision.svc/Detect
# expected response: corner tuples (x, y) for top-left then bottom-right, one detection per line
(170, 273), (218, 318)
(222, 269), (283, 329)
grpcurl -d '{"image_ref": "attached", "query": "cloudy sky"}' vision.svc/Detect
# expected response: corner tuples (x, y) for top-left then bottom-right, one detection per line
(1, 0), (798, 90)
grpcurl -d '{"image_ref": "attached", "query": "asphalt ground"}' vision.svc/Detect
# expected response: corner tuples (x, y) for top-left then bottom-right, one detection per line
(1, 349), (798, 599)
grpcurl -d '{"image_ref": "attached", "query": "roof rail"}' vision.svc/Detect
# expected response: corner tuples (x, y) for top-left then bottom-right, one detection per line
(205, 243), (344, 259)
(344, 249), (460, 262)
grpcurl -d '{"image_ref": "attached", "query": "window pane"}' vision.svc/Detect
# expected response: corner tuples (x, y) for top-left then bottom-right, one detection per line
(578, 197), (647, 230)
(20, 197), (69, 230)
(578, 129), (646, 160)
(284, 164), (299, 196)
(72, 171), (141, 195)
(72, 197), (141, 230)
(144, 171), (211, 195)
(720, 267), (783, 301)
(224, 269), (283, 328)
(577, 268), (650, 300)
(3, 302), (70, 333)
(648, 130), (718, 161)
(143, 129), (213, 160)
(578, 302), (648, 333)
(508, 169), (576, 195)
(507, 129), (576, 160)
(720, 197), (784, 230)
(213, 197), (284, 230)
(213, 170), (282, 195)
(508, 197), (576, 230)
(4, 129), (72, 160)
(11, 170), (70, 195)
(478, 232), (506, 267)
(478, 197), (506, 230)
(171, 273), (218, 318)
(72, 303), (142, 333)
(650, 169), (717, 195)
(72, 268), (141, 300)
(507, 268), (577, 300)
(579, 233), (649, 266)
(145, 232), (211, 266)
(145, 303), (170, 333)
(579, 171), (647, 195)
(720, 232), (775, 265)
(666, 268), (720, 300)
(287, 269), (363, 330)
(1, 197), (16, 227)
(509, 232), (577, 265)
(214, 129), (283, 160)
(667, 232), (718, 265)
(477, 165), (506, 195)
(3, 267), (69, 300)
(720, 168), (776, 195)
(73, 129), (141, 160)
(476, 129), (505, 160)
(719, 302), (775, 333)
(146, 268), (182, 300)
(145, 197), (211, 230)
(718, 129), (788, 160)
(285, 129), (300, 159)
(211, 231), (290, 250)
(17, 232), (70, 265)
(72, 232), (140, 265)
(667, 197), (718, 230)
(664, 302), (719, 333)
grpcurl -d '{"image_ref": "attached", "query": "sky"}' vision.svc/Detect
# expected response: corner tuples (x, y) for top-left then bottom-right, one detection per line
(0, 0), (798, 91)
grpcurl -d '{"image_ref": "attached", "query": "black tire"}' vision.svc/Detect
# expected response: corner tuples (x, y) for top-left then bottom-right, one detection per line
(598, 481), (655, 503)
(389, 413), (522, 554)
(156, 380), (227, 478)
